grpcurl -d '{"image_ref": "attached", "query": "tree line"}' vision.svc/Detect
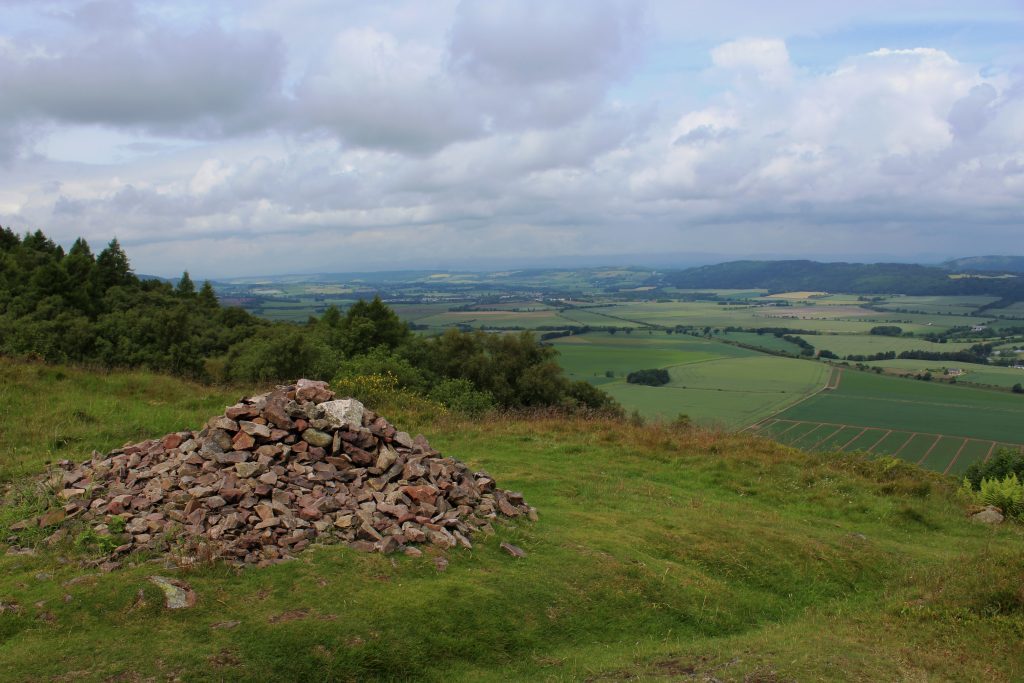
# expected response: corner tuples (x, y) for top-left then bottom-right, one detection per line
(0, 228), (620, 414)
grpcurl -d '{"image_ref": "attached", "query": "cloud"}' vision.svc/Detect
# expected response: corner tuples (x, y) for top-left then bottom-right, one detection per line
(0, 2), (1022, 275)
(292, 0), (644, 153)
(293, 28), (481, 154)
(0, 0), (286, 142)
(711, 38), (793, 87)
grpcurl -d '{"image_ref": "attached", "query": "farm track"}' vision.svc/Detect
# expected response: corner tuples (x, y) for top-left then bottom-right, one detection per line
(749, 417), (1024, 475)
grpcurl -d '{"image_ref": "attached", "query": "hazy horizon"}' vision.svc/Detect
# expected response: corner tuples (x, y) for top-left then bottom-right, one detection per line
(2, 1), (1022, 278)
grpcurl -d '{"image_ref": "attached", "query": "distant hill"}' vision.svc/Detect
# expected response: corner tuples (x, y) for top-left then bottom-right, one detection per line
(942, 255), (1024, 274)
(663, 260), (961, 295)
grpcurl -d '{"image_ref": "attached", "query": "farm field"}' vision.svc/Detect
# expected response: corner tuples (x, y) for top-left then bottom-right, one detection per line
(752, 418), (1023, 475)
(773, 370), (1024, 443)
(871, 295), (1000, 315)
(867, 359), (1024, 388)
(412, 308), (568, 329)
(987, 301), (1024, 319)
(810, 334), (975, 357)
(713, 331), (805, 354)
(552, 333), (830, 427)
(600, 301), (986, 334)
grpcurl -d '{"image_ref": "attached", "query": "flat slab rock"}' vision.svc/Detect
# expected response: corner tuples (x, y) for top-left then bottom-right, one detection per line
(40, 380), (536, 567)
(149, 576), (196, 609)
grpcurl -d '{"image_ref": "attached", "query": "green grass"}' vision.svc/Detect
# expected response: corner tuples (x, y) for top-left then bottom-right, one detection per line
(1, 360), (1024, 679)
(0, 360), (248, 482)
(779, 370), (1024, 443)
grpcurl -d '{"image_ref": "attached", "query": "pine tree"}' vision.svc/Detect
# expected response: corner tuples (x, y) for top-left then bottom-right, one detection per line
(198, 281), (218, 307)
(95, 238), (135, 291)
(176, 271), (195, 296)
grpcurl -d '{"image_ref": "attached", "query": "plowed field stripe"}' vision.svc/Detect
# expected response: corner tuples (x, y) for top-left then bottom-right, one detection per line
(917, 435), (942, 466)
(867, 430), (892, 454)
(943, 439), (970, 475)
(773, 421), (803, 438)
(894, 433), (919, 457)
(809, 426), (845, 450)
(839, 428), (867, 450)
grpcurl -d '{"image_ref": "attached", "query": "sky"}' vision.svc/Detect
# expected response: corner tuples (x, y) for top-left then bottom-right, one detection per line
(1, 0), (1022, 278)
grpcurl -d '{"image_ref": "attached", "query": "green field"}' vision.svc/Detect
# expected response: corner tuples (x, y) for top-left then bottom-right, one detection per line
(3, 360), (1024, 680)
(600, 301), (985, 335)
(872, 295), (1000, 315)
(712, 331), (805, 353)
(776, 370), (1024, 443)
(811, 334), (975, 357)
(553, 333), (830, 427)
(755, 418), (1022, 476)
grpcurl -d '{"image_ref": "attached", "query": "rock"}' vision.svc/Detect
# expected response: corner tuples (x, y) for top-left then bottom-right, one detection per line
(148, 576), (197, 609)
(161, 433), (184, 450)
(302, 429), (333, 448)
(211, 620), (240, 629)
(500, 542), (526, 559)
(239, 421), (271, 438)
(262, 399), (294, 430)
(376, 445), (399, 471)
(317, 399), (364, 429)
(296, 379), (333, 402)
(972, 505), (1004, 524)
(232, 431), (256, 450)
(235, 462), (261, 478)
(393, 431), (414, 449)
(208, 417), (239, 432)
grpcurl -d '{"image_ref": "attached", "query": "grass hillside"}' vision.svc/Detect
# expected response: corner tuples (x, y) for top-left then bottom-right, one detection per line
(1, 359), (1023, 681)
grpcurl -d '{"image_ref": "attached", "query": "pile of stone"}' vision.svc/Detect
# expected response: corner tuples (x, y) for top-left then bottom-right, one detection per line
(50, 379), (535, 566)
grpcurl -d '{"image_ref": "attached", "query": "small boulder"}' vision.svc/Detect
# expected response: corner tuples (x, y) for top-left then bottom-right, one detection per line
(972, 505), (1004, 524)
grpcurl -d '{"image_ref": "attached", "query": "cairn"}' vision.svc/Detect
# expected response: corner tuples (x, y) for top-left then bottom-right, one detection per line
(51, 379), (535, 566)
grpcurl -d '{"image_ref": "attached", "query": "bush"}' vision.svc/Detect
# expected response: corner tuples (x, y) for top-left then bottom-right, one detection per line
(626, 368), (670, 386)
(334, 346), (427, 392)
(225, 326), (335, 383)
(427, 378), (495, 415)
(963, 449), (1024, 490)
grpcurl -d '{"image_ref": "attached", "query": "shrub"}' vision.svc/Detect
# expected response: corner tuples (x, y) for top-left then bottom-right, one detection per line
(963, 449), (1024, 490)
(427, 378), (496, 415)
